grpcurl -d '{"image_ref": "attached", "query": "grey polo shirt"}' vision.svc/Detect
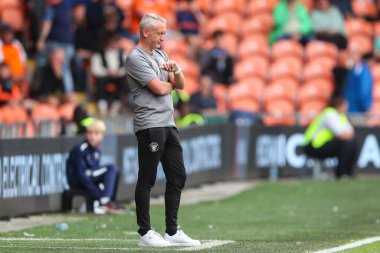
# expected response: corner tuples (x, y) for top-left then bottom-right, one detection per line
(125, 47), (175, 133)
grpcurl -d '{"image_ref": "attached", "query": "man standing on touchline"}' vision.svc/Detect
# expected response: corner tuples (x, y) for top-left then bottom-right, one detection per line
(125, 13), (201, 247)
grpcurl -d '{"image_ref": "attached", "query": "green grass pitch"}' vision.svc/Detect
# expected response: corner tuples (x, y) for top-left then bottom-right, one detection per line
(1, 178), (380, 253)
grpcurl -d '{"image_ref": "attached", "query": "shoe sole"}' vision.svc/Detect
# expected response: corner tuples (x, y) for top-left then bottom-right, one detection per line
(167, 242), (201, 247)
(138, 241), (171, 247)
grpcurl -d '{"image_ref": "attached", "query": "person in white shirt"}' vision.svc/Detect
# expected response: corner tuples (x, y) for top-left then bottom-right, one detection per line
(303, 97), (357, 178)
(91, 35), (128, 116)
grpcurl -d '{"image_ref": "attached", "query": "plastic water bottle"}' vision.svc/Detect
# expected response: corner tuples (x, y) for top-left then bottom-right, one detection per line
(55, 223), (69, 231)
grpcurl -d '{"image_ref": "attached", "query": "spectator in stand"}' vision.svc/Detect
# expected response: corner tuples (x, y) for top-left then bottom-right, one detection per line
(176, 0), (205, 60)
(330, 0), (352, 17)
(33, 48), (66, 98)
(0, 24), (27, 83)
(189, 75), (217, 115)
(86, 0), (125, 49)
(343, 44), (373, 113)
(200, 31), (234, 85)
(90, 35), (127, 117)
(37, 0), (75, 96)
(311, 0), (347, 50)
(0, 63), (22, 105)
(270, 0), (313, 45)
(72, 4), (93, 92)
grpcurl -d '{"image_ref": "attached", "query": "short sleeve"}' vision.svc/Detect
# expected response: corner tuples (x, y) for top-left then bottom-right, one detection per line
(43, 6), (55, 21)
(126, 54), (158, 87)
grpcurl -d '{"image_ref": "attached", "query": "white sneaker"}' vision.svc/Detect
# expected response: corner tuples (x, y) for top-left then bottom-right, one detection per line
(138, 229), (171, 247)
(164, 230), (201, 246)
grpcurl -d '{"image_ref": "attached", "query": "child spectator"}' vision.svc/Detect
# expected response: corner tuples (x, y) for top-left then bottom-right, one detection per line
(0, 63), (22, 105)
(90, 35), (127, 116)
(270, 0), (313, 45)
(312, 0), (347, 49)
(66, 119), (123, 214)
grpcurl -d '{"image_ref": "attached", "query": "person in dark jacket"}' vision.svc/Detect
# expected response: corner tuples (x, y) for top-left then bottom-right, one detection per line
(66, 119), (121, 214)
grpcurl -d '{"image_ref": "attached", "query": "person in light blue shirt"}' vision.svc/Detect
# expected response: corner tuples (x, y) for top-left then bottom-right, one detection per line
(343, 45), (373, 113)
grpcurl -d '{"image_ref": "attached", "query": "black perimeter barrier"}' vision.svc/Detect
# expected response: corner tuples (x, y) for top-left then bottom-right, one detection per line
(1, 124), (379, 218)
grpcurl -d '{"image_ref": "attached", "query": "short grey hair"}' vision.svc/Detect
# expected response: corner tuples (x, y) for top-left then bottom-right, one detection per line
(140, 13), (167, 32)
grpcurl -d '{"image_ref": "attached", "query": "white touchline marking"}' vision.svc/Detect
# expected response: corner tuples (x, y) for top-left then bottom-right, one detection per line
(312, 236), (380, 253)
(0, 238), (135, 242)
(0, 245), (142, 251)
(177, 240), (235, 251)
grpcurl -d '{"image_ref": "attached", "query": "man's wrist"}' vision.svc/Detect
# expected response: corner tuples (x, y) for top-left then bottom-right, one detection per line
(174, 67), (182, 75)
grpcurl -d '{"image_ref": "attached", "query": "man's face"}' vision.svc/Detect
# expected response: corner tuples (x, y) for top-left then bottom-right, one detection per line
(86, 130), (104, 147)
(146, 21), (167, 50)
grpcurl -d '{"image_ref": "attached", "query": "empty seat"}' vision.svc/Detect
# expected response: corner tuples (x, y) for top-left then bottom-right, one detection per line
(213, 0), (245, 15)
(237, 35), (269, 60)
(299, 80), (334, 105)
(229, 78), (265, 113)
(271, 40), (304, 61)
(162, 39), (189, 57)
(241, 13), (274, 37)
(305, 41), (338, 62)
(183, 76), (199, 96)
(206, 12), (242, 36)
(1, 7), (24, 31)
(234, 56), (269, 81)
(303, 61), (334, 82)
(170, 55), (200, 79)
(348, 34), (373, 55)
(263, 100), (296, 126)
(268, 57), (302, 82)
(370, 63), (380, 82)
(345, 18), (373, 38)
(264, 79), (297, 107)
(299, 100), (327, 126)
(58, 102), (77, 121)
(352, 0), (378, 18)
(247, 0), (278, 16)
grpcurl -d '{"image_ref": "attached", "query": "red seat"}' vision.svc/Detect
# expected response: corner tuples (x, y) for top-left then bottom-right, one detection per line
(352, 0), (378, 18)
(237, 35), (269, 60)
(269, 57), (303, 82)
(305, 41), (338, 62)
(348, 35), (374, 55)
(303, 61), (334, 82)
(241, 13), (274, 37)
(229, 78), (265, 113)
(299, 100), (327, 126)
(162, 39), (189, 57)
(213, 0), (245, 15)
(345, 18), (373, 38)
(263, 100), (296, 126)
(247, 0), (278, 16)
(271, 40), (304, 61)
(206, 12), (242, 36)
(234, 56), (269, 81)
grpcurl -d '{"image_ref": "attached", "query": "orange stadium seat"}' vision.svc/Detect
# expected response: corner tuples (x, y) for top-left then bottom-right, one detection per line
(0, 104), (28, 124)
(345, 18), (373, 38)
(370, 64), (380, 82)
(305, 41), (338, 62)
(119, 37), (135, 53)
(1, 7), (24, 31)
(206, 12), (242, 36)
(348, 34), (374, 55)
(268, 57), (303, 82)
(213, 83), (228, 113)
(372, 82), (380, 102)
(301, 0), (313, 11)
(202, 32), (238, 56)
(183, 76), (199, 96)
(195, 0), (213, 15)
(271, 40), (304, 61)
(237, 35), (269, 60)
(0, 0), (21, 9)
(58, 102), (76, 121)
(162, 39), (189, 57)
(229, 78), (265, 113)
(32, 103), (60, 121)
(264, 79), (297, 107)
(352, 0), (378, 18)
(299, 80), (334, 105)
(375, 22), (380, 36)
(247, 0), (278, 16)
(213, 0), (245, 15)
(303, 61), (334, 82)
(241, 14), (274, 37)
(299, 100), (327, 126)
(263, 100), (296, 126)
(170, 55), (200, 79)
(234, 56), (269, 81)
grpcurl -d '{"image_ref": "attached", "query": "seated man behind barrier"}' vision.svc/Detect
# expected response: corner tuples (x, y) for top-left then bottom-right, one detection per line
(303, 97), (357, 179)
(66, 119), (122, 214)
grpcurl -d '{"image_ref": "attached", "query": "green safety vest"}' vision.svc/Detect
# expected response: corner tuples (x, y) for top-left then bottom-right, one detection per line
(304, 107), (348, 148)
(172, 90), (190, 107)
(177, 113), (205, 127)
(74, 116), (94, 134)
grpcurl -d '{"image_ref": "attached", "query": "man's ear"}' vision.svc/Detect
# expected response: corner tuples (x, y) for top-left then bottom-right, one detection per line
(142, 27), (150, 38)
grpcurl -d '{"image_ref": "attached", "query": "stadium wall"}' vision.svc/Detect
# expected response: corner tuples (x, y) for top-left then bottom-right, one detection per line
(0, 124), (379, 217)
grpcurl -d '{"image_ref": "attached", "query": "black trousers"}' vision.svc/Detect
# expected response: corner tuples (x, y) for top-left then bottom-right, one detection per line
(304, 138), (357, 178)
(135, 127), (187, 236)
